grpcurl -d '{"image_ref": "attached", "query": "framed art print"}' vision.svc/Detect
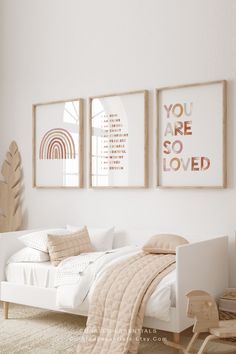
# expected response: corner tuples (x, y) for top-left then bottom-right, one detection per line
(33, 98), (83, 188)
(89, 90), (148, 188)
(157, 80), (227, 188)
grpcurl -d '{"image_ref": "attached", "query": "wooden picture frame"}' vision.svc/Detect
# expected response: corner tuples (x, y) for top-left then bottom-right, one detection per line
(156, 80), (227, 188)
(33, 98), (83, 188)
(89, 90), (148, 188)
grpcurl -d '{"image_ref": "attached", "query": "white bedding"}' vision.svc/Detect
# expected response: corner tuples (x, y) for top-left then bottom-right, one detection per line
(6, 246), (176, 322)
(55, 246), (176, 321)
(6, 262), (56, 288)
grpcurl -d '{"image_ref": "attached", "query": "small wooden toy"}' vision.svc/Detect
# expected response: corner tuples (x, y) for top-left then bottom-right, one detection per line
(163, 290), (236, 354)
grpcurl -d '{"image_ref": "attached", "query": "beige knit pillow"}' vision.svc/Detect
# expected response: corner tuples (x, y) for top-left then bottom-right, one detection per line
(47, 227), (94, 266)
(142, 234), (188, 254)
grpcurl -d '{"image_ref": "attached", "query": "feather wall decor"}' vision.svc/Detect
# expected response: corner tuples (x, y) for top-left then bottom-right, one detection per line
(0, 141), (22, 232)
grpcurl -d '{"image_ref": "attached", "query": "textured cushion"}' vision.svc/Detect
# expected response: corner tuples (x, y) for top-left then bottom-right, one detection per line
(19, 229), (70, 252)
(66, 225), (115, 251)
(7, 247), (50, 263)
(47, 227), (94, 266)
(142, 234), (188, 254)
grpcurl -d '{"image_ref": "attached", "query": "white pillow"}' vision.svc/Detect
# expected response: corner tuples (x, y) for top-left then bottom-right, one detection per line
(7, 247), (50, 263)
(66, 225), (115, 251)
(19, 229), (70, 252)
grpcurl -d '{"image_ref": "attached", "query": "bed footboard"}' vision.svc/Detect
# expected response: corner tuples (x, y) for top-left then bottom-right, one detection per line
(175, 236), (228, 331)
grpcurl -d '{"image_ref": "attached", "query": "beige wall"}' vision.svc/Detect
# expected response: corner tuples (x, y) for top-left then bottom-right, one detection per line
(0, 0), (236, 283)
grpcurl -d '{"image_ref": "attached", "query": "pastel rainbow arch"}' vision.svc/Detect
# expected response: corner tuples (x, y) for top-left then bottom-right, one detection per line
(39, 128), (76, 160)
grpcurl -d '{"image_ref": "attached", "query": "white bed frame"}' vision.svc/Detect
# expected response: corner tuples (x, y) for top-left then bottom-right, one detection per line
(0, 229), (229, 352)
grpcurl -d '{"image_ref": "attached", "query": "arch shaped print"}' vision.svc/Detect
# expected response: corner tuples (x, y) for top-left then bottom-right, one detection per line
(39, 128), (76, 160)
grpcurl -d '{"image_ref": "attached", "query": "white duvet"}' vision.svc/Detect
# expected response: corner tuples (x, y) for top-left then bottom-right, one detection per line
(55, 246), (176, 322)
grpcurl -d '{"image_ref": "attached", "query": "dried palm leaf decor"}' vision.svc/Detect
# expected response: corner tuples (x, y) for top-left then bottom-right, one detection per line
(0, 141), (22, 232)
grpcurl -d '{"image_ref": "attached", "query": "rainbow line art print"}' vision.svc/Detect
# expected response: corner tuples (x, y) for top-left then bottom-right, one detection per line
(39, 128), (76, 160)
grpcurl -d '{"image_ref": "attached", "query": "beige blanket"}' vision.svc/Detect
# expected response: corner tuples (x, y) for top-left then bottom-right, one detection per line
(77, 251), (175, 354)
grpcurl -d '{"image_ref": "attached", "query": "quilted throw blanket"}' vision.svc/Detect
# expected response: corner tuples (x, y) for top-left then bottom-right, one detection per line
(77, 251), (176, 354)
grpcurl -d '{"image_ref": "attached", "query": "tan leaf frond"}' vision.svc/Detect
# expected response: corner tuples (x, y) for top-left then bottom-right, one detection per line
(13, 183), (21, 199)
(12, 205), (22, 231)
(10, 167), (21, 189)
(1, 160), (10, 182)
(0, 181), (7, 209)
(6, 146), (21, 171)
(9, 141), (18, 155)
(0, 141), (22, 232)
(6, 152), (12, 164)
(12, 151), (21, 171)
(0, 214), (7, 232)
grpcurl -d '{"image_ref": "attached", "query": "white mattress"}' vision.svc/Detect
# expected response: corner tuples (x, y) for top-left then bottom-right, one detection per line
(5, 262), (176, 304)
(6, 262), (56, 288)
(5, 259), (176, 321)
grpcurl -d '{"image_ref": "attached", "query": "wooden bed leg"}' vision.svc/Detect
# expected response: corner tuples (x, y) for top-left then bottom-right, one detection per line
(173, 332), (180, 354)
(3, 302), (9, 319)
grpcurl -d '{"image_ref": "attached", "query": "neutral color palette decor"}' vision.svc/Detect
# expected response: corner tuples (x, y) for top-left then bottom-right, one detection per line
(0, 229), (228, 351)
(89, 90), (148, 188)
(33, 98), (83, 188)
(0, 141), (22, 232)
(157, 80), (227, 188)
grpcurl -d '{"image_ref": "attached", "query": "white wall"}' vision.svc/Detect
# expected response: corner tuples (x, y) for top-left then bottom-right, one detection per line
(0, 0), (236, 283)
